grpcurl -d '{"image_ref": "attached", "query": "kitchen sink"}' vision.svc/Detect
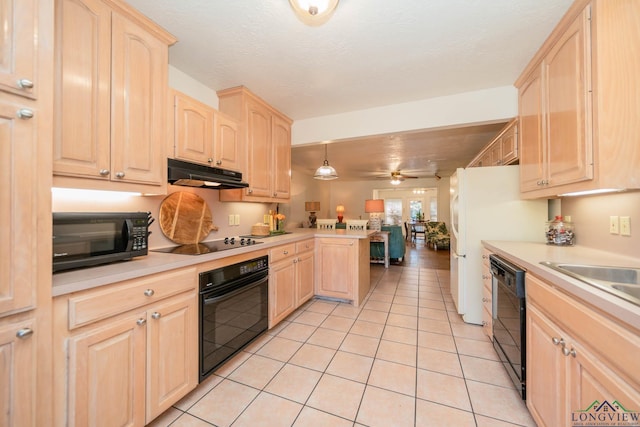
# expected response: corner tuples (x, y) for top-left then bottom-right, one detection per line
(540, 262), (640, 307)
(612, 284), (640, 299)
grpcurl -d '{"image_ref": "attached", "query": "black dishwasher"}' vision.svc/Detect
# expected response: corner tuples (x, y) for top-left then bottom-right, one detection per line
(491, 254), (526, 400)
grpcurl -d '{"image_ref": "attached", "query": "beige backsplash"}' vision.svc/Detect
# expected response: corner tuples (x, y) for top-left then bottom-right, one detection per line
(561, 190), (640, 258)
(52, 186), (272, 248)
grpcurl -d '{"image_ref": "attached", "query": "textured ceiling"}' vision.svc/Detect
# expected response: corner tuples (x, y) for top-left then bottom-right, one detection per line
(126, 0), (573, 179)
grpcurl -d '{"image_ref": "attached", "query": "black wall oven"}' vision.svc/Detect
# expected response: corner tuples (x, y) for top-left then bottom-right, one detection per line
(199, 255), (269, 382)
(491, 255), (526, 400)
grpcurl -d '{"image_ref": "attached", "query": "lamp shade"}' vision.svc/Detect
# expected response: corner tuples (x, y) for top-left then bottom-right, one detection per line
(335, 205), (345, 214)
(289, 0), (339, 26)
(364, 199), (384, 213)
(305, 201), (320, 212)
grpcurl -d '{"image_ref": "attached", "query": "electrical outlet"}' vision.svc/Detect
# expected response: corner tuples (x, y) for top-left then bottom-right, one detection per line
(620, 216), (631, 236)
(610, 216), (619, 234)
(234, 214), (240, 226)
(228, 214), (234, 226)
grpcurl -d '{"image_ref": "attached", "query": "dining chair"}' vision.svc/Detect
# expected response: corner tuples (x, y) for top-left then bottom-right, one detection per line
(411, 223), (426, 243)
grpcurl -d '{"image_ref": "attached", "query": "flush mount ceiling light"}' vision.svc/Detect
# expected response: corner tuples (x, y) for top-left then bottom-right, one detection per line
(314, 144), (338, 180)
(289, 0), (339, 26)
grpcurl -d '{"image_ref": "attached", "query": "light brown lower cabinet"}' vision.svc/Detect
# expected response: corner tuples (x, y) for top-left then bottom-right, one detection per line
(53, 269), (198, 426)
(269, 239), (314, 328)
(526, 274), (640, 427)
(314, 237), (370, 307)
(0, 317), (36, 427)
(480, 248), (493, 340)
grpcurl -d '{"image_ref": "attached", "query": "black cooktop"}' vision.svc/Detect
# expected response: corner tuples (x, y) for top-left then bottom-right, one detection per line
(151, 237), (263, 255)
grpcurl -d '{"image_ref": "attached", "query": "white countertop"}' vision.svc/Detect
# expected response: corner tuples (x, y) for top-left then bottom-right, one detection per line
(52, 229), (374, 297)
(483, 241), (640, 330)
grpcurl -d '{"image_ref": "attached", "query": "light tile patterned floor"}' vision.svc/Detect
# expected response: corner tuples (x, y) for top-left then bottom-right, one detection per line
(149, 254), (536, 427)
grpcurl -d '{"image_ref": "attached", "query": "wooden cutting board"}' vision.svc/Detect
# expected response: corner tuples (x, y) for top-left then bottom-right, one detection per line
(159, 192), (218, 244)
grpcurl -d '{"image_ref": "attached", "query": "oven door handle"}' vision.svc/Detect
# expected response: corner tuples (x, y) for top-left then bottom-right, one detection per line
(203, 275), (268, 305)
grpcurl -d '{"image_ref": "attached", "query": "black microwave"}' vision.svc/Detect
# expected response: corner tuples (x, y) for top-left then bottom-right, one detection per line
(53, 212), (150, 273)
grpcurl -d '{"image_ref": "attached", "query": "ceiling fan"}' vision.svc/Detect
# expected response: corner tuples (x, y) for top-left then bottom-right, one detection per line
(376, 170), (441, 184)
(376, 171), (418, 185)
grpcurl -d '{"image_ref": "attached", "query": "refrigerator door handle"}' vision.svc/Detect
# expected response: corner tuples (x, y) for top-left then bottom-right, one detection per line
(453, 251), (466, 259)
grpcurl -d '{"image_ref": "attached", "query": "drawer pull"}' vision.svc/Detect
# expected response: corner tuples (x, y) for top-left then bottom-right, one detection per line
(552, 337), (564, 346)
(16, 328), (34, 339)
(17, 78), (34, 89)
(151, 312), (161, 320)
(17, 108), (34, 119)
(482, 297), (489, 303)
(99, 169), (110, 176)
(482, 275), (490, 280)
(115, 171), (125, 179)
(283, 250), (289, 255)
(136, 318), (146, 326)
(144, 289), (155, 297)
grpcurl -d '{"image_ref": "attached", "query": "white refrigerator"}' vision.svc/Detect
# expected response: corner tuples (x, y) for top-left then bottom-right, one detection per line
(449, 165), (547, 325)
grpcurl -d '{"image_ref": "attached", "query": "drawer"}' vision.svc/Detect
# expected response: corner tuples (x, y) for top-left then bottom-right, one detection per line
(481, 248), (492, 268)
(295, 239), (314, 253)
(482, 285), (492, 313)
(482, 306), (493, 339)
(482, 265), (492, 292)
(67, 268), (196, 330)
(269, 243), (296, 263)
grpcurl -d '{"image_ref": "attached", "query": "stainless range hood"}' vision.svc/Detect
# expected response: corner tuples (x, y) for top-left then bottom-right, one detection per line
(167, 158), (249, 190)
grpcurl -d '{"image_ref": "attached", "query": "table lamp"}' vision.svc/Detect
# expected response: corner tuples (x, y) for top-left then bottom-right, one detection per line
(336, 205), (345, 223)
(365, 199), (384, 231)
(305, 201), (320, 228)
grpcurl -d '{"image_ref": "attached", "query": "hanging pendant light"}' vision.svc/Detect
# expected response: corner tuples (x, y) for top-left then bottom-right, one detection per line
(314, 144), (338, 180)
(289, 0), (339, 26)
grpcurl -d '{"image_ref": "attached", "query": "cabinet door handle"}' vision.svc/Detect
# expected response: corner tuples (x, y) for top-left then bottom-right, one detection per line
(144, 289), (155, 297)
(216, 160), (222, 165)
(17, 78), (34, 89)
(151, 312), (161, 320)
(551, 337), (564, 346)
(482, 274), (490, 280)
(248, 188), (253, 194)
(115, 171), (125, 179)
(136, 318), (146, 326)
(99, 169), (110, 176)
(207, 158), (213, 163)
(562, 347), (577, 357)
(17, 108), (34, 119)
(283, 250), (289, 255)
(16, 328), (34, 339)
(293, 259), (298, 264)
(482, 298), (489, 302)
(482, 254), (488, 259)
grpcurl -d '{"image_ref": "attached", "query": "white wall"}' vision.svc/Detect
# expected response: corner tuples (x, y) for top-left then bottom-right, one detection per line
(291, 85), (517, 145)
(169, 65), (219, 108)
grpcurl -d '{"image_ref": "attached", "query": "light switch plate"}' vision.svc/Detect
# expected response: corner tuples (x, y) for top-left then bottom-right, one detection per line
(610, 216), (619, 234)
(620, 216), (631, 236)
(228, 214), (235, 226)
(234, 214), (240, 226)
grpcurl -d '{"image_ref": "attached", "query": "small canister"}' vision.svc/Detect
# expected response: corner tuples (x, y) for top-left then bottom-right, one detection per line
(546, 215), (575, 246)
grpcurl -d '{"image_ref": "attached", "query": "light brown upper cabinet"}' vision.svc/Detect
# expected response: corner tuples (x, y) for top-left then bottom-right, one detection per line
(171, 90), (241, 172)
(467, 119), (519, 168)
(217, 86), (292, 203)
(53, 0), (176, 193)
(0, 0), (37, 98)
(516, 0), (640, 198)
